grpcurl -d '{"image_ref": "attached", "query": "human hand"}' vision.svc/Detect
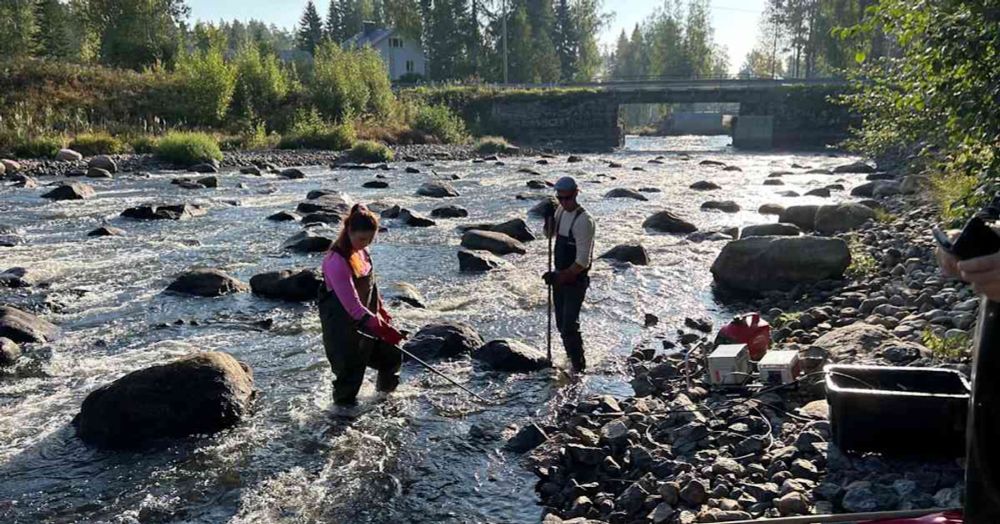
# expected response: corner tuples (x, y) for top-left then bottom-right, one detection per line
(555, 270), (575, 285)
(958, 253), (1000, 301)
(371, 320), (405, 346)
(937, 246), (961, 278)
(542, 271), (556, 286)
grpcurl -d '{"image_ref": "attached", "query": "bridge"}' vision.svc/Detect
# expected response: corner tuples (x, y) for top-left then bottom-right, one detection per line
(422, 78), (855, 151)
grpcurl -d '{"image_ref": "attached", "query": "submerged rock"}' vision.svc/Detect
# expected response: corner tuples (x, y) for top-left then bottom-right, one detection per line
(0, 305), (59, 343)
(279, 168), (306, 179)
(73, 352), (255, 449)
(833, 160), (876, 174)
(604, 188), (648, 201)
(416, 181), (459, 198)
(404, 322), (484, 360)
(711, 236), (851, 293)
(249, 268), (323, 302)
(399, 208), (436, 227)
(121, 204), (207, 220)
(88, 226), (127, 237)
(474, 339), (549, 372)
(690, 180), (721, 191)
(166, 268), (249, 297)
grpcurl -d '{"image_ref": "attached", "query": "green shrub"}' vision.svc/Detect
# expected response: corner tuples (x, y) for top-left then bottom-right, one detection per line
(350, 140), (394, 163)
(475, 136), (513, 155)
(13, 136), (63, 159)
(412, 104), (468, 144)
(155, 132), (223, 166)
(278, 108), (355, 150)
(230, 45), (289, 122)
(309, 43), (395, 122)
(130, 135), (160, 154)
(69, 132), (126, 156)
(922, 328), (970, 360)
(173, 46), (238, 126)
(846, 236), (878, 279)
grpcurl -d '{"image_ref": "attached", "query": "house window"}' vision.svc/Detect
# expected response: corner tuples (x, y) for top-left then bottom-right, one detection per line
(406, 60), (415, 73)
(390, 37), (403, 48)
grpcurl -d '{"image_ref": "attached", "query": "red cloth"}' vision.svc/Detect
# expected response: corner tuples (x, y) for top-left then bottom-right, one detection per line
(864, 511), (963, 524)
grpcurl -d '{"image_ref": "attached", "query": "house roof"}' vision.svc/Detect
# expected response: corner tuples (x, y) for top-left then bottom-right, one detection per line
(343, 27), (394, 48)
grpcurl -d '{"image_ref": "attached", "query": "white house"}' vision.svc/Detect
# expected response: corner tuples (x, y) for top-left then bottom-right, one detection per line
(343, 23), (428, 82)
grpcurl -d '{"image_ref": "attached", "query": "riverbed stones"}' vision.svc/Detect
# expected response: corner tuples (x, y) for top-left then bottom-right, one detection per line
(741, 223), (801, 238)
(56, 149), (83, 162)
(814, 202), (876, 235)
(600, 244), (650, 265)
(711, 237), (851, 293)
(0, 337), (20, 366)
(833, 161), (876, 174)
(73, 351), (255, 449)
(779, 205), (820, 230)
(249, 268), (323, 302)
(42, 182), (95, 200)
(701, 200), (740, 213)
(458, 248), (505, 272)
(167, 268), (249, 297)
(282, 229), (336, 252)
(475, 339), (549, 372)
(604, 188), (648, 201)
(690, 180), (721, 191)
(88, 155), (117, 173)
(461, 230), (526, 256)
(643, 211), (697, 234)
(404, 321), (485, 359)
(0, 306), (59, 343)
(417, 181), (459, 198)
(121, 204), (207, 220)
(431, 205), (468, 218)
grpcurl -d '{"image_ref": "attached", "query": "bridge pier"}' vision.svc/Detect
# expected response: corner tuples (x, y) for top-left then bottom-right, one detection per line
(732, 115), (774, 149)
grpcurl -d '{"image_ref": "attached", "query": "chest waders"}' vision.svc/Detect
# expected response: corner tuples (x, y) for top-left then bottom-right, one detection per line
(553, 208), (591, 372)
(317, 256), (401, 406)
(965, 298), (1000, 522)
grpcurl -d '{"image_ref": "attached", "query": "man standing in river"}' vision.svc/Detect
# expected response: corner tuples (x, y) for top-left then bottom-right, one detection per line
(544, 176), (597, 374)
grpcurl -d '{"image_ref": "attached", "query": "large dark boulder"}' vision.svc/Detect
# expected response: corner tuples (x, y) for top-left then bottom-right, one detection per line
(279, 168), (306, 179)
(711, 237), (851, 293)
(282, 229), (337, 253)
(296, 193), (351, 216)
(701, 200), (741, 213)
(42, 182), (95, 201)
(600, 244), (650, 265)
(403, 322), (485, 360)
(604, 188), (648, 201)
(121, 204), (207, 220)
(416, 181), (459, 198)
(690, 181), (721, 191)
(86, 167), (113, 179)
(88, 226), (126, 237)
(166, 269), (249, 297)
(461, 230), (526, 256)
(528, 197), (558, 218)
(814, 203), (876, 235)
(249, 268), (323, 302)
(399, 208), (436, 227)
(464, 219), (535, 242)
(73, 352), (255, 449)
(88, 155), (117, 173)
(778, 205), (820, 230)
(0, 305), (59, 343)
(740, 223), (801, 239)
(458, 248), (505, 272)
(267, 211), (301, 222)
(474, 339), (549, 372)
(643, 211), (697, 234)
(832, 161), (876, 174)
(432, 205), (468, 218)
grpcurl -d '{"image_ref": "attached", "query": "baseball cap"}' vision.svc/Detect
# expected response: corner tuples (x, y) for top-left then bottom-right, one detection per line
(554, 176), (578, 192)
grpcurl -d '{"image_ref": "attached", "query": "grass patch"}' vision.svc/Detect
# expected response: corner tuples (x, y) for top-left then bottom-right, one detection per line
(13, 135), (64, 159)
(278, 123), (355, 150)
(772, 311), (803, 329)
(846, 236), (878, 279)
(931, 170), (985, 227)
(69, 132), (126, 156)
(412, 104), (468, 144)
(873, 208), (896, 224)
(922, 328), (971, 359)
(154, 132), (223, 166)
(129, 135), (159, 154)
(475, 136), (514, 155)
(350, 140), (394, 163)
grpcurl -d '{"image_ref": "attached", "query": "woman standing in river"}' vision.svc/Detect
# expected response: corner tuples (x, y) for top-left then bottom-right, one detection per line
(319, 204), (405, 407)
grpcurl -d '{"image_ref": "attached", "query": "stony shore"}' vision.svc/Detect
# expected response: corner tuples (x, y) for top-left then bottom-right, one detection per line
(518, 168), (973, 523)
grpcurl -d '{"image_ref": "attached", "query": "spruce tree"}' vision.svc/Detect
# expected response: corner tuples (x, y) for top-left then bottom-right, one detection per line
(296, 1), (325, 54)
(0, 0), (38, 60)
(326, 0), (345, 43)
(34, 0), (74, 60)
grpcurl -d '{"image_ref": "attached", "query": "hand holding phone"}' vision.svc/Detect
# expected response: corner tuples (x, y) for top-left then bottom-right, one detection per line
(933, 217), (1000, 261)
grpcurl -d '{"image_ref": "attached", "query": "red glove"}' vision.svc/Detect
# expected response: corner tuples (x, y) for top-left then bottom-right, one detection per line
(369, 318), (405, 346)
(378, 304), (393, 324)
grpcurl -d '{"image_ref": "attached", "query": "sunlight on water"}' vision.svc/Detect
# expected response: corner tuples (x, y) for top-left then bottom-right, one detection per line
(0, 136), (863, 523)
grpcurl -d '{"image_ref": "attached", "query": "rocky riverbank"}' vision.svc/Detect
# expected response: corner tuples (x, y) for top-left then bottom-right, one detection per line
(519, 170), (973, 523)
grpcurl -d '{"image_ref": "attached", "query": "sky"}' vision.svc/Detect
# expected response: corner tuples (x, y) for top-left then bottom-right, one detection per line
(186, 0), (766, 74)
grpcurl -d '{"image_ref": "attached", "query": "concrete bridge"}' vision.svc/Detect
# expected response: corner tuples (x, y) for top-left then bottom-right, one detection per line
(433, 78), (855, 151)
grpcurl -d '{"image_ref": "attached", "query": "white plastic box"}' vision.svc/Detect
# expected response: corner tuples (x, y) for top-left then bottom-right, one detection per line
(708, 344), (749, 386)
(758, 350), (801, 385)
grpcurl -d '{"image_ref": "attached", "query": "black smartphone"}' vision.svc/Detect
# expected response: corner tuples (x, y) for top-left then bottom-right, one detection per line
(935, 217), (1000, 260)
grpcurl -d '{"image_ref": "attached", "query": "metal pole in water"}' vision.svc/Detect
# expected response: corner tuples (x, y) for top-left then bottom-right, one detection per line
(547, 234), (553, 365)
(965, 297), (1000, 523)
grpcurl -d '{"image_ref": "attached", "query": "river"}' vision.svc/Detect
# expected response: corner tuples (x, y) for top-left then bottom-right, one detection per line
(0, 135), (865, 523)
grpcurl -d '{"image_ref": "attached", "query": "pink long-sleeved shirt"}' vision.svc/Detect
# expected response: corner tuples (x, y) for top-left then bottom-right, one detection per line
(322, 249), (378, 327)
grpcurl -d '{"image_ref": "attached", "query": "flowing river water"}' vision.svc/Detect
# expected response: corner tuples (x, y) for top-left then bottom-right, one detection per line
(0, 136), (866, 523)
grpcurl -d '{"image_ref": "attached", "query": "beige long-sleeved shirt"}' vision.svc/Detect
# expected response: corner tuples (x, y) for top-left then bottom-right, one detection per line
(553, 207), (596, 268)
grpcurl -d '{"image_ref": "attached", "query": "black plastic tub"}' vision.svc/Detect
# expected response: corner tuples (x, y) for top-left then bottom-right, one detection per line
(825, 364), (971, 456)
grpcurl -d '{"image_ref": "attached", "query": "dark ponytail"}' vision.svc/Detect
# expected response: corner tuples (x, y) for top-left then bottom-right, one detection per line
(333, 204), (379, 277)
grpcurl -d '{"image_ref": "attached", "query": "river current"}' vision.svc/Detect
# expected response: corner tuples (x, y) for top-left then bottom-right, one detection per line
(0, 136), (865, 523)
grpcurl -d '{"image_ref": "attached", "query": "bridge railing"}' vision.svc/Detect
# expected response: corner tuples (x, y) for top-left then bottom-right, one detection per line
(395, 76), (849, 91)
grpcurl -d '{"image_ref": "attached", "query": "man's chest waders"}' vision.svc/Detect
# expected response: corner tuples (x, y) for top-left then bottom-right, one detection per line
(965, 298), (1000, 522)
(317, 255), (401, 405)
(553, 208), (590, 371)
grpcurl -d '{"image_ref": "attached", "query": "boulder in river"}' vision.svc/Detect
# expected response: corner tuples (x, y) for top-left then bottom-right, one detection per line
(399, 208), (436, 227)
(690, 180), (721, 191)
(461, 230), (526, 256)
(0, 337), (20, 366)
(88, 226), (126, 238)
(832, 161), (876, 174)
(73, 351), (255, 449)
(504, 423), (548, 453)
(701, 200), (740, 213)
(778, 205), (820, 230)
(474, 339), (549, 372)
(282, 229), (336, 253)
(526, 180), (547, 189)
(0, 225), (24, 247)
(404, 322), (485, 360)
(42, 182), (95, 201)
(297, 193), (352, 215)
(528, 197), (558, 218)
(814, 202), (876, 235)
(699, 159), (726, 167)
(0, 266), (58, 287)
(740, 223), (801, 239)
(167, 268), (249, 297)
(250, 268), (322, 302)
(464, 219), (535, 243)
(267, 211), (301, 222)
(279, 168), (306, 179)
(416, 181), (459, 198)
(121, 204), (207, 220)
(56, 149), (83, 162)
(240, 166), (261, 176)
(86, 167), (113, 179)
(458, 248), (505, 272)
(758, 204), (785, 216)
(383, 282), (427, 308)
(711, 236), (850, 293)
(88, 155), (117, 173)
(188, 163), (219, 174)
(0, 305), (59, 343)
(363, 180), (389, 189)
(600, 244), (650, 265)
(851, 181), (899, 198)
(763, 179), (784, 186)
(431, 205), (468, 218)
(805, 187), (831, 198)
(604, 188), (648, 201)
(643, 211), (697, 234)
